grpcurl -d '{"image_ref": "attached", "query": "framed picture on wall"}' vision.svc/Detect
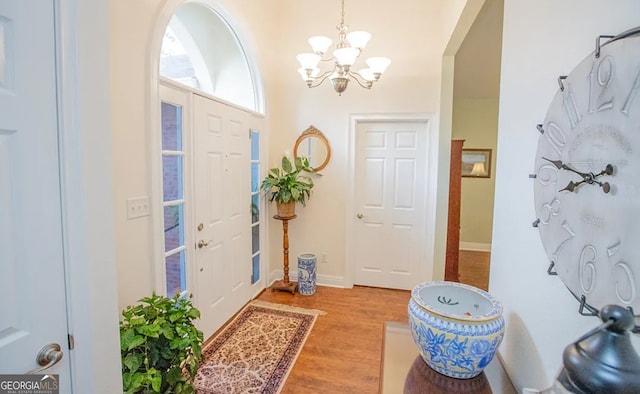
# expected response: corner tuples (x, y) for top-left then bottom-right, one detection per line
(461, 149), (491, 178)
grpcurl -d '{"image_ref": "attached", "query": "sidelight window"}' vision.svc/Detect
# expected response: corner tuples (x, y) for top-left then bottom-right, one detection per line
(251, 130), (261, 283)
(161, 102), (187, 296)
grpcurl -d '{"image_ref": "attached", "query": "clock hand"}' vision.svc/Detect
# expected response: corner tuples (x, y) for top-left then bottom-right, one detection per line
(559, 179), (610, 193)
(561, 164), (590, 178)
(542, 158), (614, 186)
(594, 164), (614, 177)
(582, 170), (612, 193)
(589, 164), (613, 193)
(541, 157), (564, 170)
(541, 157), (590, 179)
(559, 180), (583, 193)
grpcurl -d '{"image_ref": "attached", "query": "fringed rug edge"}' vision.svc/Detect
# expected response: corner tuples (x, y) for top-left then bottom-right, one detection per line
(249, 299), (327, 316)
(272, 307), (318, 394)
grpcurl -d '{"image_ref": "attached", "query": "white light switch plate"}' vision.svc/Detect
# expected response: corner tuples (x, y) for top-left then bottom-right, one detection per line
(126, 196), (150, 219)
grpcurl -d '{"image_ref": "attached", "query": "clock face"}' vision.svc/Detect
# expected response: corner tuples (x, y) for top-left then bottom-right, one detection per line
(534, 29), (640, 315)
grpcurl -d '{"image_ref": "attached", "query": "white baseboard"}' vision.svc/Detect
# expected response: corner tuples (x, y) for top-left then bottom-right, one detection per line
(459, 242), (492, 252)
(269, 269), (346, 288)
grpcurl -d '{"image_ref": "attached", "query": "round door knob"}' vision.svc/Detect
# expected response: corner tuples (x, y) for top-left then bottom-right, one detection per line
(356, 213), (364, 219)
(197, 240), (209, 248)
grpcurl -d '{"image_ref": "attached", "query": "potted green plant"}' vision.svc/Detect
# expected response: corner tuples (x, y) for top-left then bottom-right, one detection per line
(260, 155), (314, 218)
(120, 293), (204, 394)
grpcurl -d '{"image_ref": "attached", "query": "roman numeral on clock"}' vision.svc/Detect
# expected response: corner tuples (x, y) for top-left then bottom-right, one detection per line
(560, 77), (582, 128)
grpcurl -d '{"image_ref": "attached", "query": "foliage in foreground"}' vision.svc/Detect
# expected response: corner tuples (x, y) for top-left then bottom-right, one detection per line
(120, 293), (204, 394)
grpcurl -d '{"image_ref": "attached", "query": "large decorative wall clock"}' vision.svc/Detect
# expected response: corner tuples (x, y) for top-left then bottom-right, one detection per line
(533, 27), (640, 326)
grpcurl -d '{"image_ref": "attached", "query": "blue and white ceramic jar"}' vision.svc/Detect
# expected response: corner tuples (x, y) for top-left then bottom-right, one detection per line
(408, 281), (505, 379)
(297, 253), (317, 296)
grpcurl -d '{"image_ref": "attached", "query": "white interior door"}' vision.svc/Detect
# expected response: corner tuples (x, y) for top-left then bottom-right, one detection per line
(0, 0), (71, 384)
(352, 120), (430, 290)
(193, 94), (252, 336)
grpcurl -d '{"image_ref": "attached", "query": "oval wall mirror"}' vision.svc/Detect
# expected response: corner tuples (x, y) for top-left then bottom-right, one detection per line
(293, 125), (331, 172)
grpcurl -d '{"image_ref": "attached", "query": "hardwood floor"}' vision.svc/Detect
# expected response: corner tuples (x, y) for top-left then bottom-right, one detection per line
(252, 250), (491, 393)
(458, 250), (491, 291)
(256, 285), (409, 393)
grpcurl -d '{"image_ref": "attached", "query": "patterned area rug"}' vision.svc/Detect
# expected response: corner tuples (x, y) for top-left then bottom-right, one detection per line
(194, 300), (325, 394)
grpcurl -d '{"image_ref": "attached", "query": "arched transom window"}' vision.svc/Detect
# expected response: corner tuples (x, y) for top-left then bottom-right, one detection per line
(160, 2), (260, 112)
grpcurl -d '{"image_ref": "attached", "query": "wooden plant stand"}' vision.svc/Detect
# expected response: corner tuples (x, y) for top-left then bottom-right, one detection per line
(271, 214), (297, 294)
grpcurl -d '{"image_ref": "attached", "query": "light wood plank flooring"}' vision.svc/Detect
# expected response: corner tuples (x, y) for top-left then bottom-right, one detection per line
(253, 250), (491, 393)
(458, 249), (491, 291)
(257, 285), (408, 393)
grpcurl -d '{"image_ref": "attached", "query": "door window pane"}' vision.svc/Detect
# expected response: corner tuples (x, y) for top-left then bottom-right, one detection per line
(252, 224), (259, 255)
(163, 155), (184, 201)
(161, 102), (182, 151)
(251, 130), (259, 158)
(251, 162), (259, 193)
(164, 204), (184, 252)
(166, 250), (186, 296)
(251, 254), (260, 284)
(251, 194), (259, 224)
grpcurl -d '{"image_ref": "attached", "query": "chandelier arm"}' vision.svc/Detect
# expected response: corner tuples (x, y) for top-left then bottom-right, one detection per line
(307, 70), (335, 88)
(318, 56), (336, 63)
(348, 71), (373, 89)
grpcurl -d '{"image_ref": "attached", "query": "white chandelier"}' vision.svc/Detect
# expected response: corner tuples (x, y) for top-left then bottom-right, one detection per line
(296, 0), (391, 96)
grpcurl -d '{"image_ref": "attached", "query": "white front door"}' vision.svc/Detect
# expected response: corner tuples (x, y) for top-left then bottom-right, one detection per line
(352, 120), (430, 290)
(0, 0), (71, 385)
(193, 94), (252, 336)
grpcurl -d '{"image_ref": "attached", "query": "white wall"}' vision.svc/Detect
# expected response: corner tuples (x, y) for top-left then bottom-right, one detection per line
(492, 1), (640, 390)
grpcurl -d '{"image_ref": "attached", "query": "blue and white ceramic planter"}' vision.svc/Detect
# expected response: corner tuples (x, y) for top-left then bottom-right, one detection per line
(408, 281), (505, 379)
(297, 253), (317, 296)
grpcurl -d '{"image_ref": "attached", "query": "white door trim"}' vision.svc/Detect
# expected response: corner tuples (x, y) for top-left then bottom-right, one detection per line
(345, 113), (438, 288)
(56, 0), (122, 392)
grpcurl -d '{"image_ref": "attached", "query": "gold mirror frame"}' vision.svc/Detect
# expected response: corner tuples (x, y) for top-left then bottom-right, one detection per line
(293, 125), (331, 172)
